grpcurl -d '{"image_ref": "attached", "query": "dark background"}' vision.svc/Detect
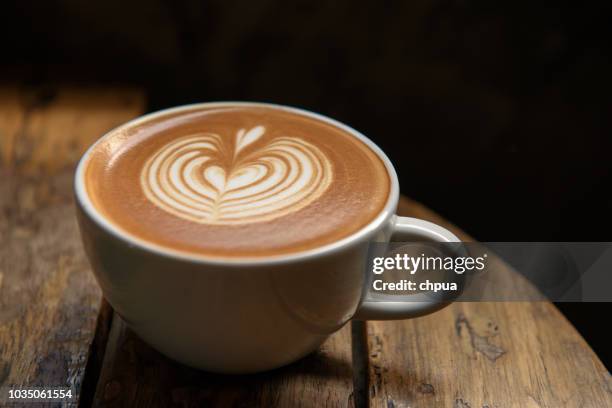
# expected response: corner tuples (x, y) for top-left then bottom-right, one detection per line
(2, 1), (610, 367)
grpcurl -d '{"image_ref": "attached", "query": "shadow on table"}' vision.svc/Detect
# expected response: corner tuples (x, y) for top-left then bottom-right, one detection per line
(92, 323), (353, 407)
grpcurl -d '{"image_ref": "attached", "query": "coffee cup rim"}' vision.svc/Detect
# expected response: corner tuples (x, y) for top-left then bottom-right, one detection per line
(74, 101), (400, 266)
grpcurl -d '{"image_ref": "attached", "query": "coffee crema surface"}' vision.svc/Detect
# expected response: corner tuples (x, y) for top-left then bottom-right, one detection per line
(85, 106), (390, 257)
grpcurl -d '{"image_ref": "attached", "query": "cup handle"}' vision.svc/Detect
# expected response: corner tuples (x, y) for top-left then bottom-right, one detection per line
(352, 216), (463, 320)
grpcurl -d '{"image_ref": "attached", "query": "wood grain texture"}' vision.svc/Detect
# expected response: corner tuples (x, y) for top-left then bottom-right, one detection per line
(92, 318), (355, 408)
(0, 86), (144, 173)
(0, 86), (144, 406)
(364, 198), (612, 407)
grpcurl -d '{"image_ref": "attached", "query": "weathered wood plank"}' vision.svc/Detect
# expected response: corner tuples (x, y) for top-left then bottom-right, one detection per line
(364, 198), (612, 407)
(92, 317), (355, 407)
(0, 86), (144, 406)
(0, 86), (144, 173)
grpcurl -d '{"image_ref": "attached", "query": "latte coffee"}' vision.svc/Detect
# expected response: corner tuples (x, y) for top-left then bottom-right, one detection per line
(84, 105), (390, 257)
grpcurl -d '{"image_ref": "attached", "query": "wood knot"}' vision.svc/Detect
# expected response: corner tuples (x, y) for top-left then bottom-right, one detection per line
(417, 383), (435, 394)
(454, 398), (472, 408)
(455, 313), (506, 362)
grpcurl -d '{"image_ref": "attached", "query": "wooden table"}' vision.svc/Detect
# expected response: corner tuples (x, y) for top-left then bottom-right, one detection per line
(0, 86), (610, 407)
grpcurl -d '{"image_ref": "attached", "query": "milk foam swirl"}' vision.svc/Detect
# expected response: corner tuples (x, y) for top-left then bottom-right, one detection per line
(140, 126), (333, 224)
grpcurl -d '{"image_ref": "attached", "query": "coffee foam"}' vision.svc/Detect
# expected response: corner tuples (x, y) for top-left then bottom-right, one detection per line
(141, 125), (332, 224)
(84, 106), (390, 258)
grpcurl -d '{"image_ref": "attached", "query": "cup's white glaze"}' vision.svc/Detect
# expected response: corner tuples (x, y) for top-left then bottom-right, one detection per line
(75, 102), (458, 373)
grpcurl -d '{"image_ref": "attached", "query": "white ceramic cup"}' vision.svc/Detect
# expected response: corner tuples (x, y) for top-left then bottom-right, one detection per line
(74, 102), (461, 373)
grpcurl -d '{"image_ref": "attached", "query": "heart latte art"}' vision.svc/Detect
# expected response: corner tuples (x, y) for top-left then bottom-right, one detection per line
(140, 126), (333, 224)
